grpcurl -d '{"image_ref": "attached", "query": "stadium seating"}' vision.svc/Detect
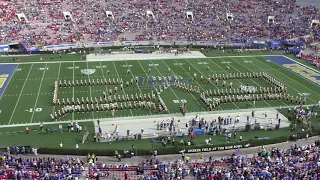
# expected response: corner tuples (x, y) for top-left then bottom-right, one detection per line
(189, 140), (320, 179)
(0, 0), (319, 47)
(1, 140), (320, 179)
(0, 155), (84, 179)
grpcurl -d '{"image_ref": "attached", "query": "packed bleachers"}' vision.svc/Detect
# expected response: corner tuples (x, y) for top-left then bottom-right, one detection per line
(189, 140), (320, 179)
(0, 154), (84, 179)
(0, 0), (319, 48)
(87, 159), (190, 179)
(2, 139), (320, 179)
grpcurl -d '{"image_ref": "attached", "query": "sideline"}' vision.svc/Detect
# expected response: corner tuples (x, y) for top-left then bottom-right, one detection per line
(0, 104), (313, 128)
(18, 136), (320, 164)
(0, 55), (280, 65)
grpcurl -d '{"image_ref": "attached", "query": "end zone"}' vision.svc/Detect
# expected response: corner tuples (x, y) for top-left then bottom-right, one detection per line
(265, 56), (320, 86)
(0, 64), (18, 100)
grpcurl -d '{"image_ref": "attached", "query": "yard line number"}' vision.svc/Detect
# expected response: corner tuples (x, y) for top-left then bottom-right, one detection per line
(39, 67), (49, 70)
(66, 66), (79, 69)
(173, 63), (184, 66)
(16, 68), (22, 71)
(173, 99), (187, 103)
(221, 61), (231, 64)
(198, 62), (208, 65)
(122, 65), (133, 67)
(298, 93), (310, 97)
(149, 64), (159, 66)
(95, 66), (106, 68)
(206, 98), (220, 102)
(243, 61), (253, 63)
(27, 108), (42, 113)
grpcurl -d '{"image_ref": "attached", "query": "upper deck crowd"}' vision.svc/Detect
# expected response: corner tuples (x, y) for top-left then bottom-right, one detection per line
(0, 0), (319, 48)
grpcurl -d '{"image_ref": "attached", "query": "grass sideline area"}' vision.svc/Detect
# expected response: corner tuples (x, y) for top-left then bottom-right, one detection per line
(0, 50), (319, 154)
(0, 119), (294, 149)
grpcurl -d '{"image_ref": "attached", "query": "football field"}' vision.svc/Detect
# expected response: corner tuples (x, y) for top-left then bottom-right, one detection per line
(0, 55), (319, 126)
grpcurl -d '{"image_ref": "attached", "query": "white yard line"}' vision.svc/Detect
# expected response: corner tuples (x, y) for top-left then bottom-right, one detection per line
(30, 63), (48, 123)
(147, 59), (182, 111)
(135, 60), (171, 113)
(161, 59), (206, 111)
(72, 62), (75, 121)
(112, 61), (133, 116)
(0, 65), (18, 100)
(99, 61), (109, 97)
(8, 64), (34, 125)
(185, 58), (242, 109)
(251, 56), (318, 104)
(0, 103), (312, 128)
(205, 58), (254, 108)
(124, 60), (152, 115)
(227, 57), (280, 107)
(86, 61), (95, 119)
(52, 62), (61, 114)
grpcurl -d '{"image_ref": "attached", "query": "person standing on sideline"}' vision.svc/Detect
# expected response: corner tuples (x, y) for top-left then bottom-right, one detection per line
(117, 153), (121, 162)
(181, 152), (185, 161)
(200, 153), (204, 159)
(59, 124), (63, 133)
(40, 122), (43, 131)
(153, 150), (157, 159)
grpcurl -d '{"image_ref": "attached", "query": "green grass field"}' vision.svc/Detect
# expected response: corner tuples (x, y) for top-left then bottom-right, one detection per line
(0, 52), (319, 150)
(0, 55), (319, 125)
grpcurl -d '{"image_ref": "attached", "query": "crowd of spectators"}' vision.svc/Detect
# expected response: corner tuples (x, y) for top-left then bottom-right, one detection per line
(189, 140), (320, 179)
(0, 154), (84, 179)
(0, 0), (319, 48)
(2, 140), (320, 179)
(87, 159), (190, 179)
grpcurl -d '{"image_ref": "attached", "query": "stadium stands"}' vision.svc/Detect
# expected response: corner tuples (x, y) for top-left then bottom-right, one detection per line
(189, 140), (320, 179)
(0, 155), (84, 179)
(2, 140), (320, 179)
(0, 0), (319, 47)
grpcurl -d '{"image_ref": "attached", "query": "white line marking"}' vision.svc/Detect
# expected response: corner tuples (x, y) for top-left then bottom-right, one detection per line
(0, 55), (281, 65)
(283, 55), (320, 74)
(188, 58), (242, 109)
(251, 56), (318, 103)
(148, 59), (182, 104)
(30, 63), (48, 123)
(0, 103), (312, 128)
(86, 61), (95, 119)
(53, 62), (61, 114)
(72, 61), (75, 121)
(112, 61), (133, 116)
(228, 56), (281, 107)
(161, 59), (206, 111)
(0, 64), (18, 100)
(8, 64), (34, 124)
(125, 60), (152, 115)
